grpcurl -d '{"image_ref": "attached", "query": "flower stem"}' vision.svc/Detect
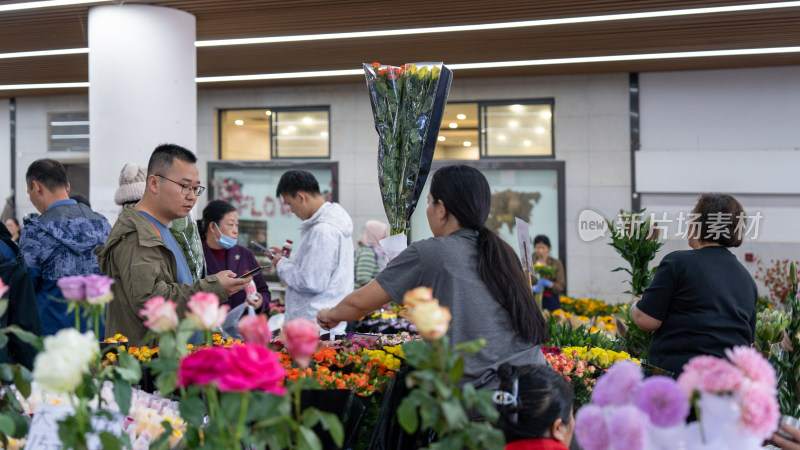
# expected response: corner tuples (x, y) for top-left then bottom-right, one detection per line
(293, 381), (302, 450)
(234, 391), (250, 445)
(93, 307), (100, 342)
(204, 330), (213, 347)
(74, 303), (81, 331)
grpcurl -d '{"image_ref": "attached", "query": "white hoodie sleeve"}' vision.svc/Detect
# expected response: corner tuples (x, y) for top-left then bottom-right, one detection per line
(276, 223), (339, 294)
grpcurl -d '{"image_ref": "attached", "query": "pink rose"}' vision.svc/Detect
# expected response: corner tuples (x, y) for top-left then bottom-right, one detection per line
(57, 275), (86, 301)
(219, 344), (285, 394)
(186, 292), (230, 330)
(83, 274), (114, 305)
(283, 318), (320, 369)
(176, 347), (230, 387)
(238, 315), (272, 346)
(0, 277), (8, 298)
(139, 296), (179, 333)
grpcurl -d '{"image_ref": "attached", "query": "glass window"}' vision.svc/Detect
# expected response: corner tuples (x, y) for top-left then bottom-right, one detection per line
(482, 102), (554, 158)
(219, 107), (330, 160)
(433, 100), (554, 159)
(48, 112), (89, 152)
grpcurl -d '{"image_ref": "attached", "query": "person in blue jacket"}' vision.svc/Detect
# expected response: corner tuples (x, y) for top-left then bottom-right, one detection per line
(19, 159), (111, 335)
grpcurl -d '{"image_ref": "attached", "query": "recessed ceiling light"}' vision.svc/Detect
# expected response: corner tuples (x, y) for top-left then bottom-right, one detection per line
(510, 104), (524, 112)
(456, 114), (467, 120)
(287, 125), (296, 132)
(234, 119), (244, 126)
(535, 126), (546, 134)
(498, 135), (506, 141)
(265, 110), (272, 116)
(449, 123), (458, 129)
(281, 129), (289, 135)
(541, 111), (553, 119)
(321, 131), (329, 137)
(463, 141), (472, 147)
(509, 121), (518, 128)
(302, 117), (312, 123)
(523, 140), (532, 147)
(0, 48), (88, 60)
(438, 136), (446, 142)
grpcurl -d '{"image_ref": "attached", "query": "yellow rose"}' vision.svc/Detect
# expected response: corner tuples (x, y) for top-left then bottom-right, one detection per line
(407, 300), (451, 340)
(403, 287), (435, 308)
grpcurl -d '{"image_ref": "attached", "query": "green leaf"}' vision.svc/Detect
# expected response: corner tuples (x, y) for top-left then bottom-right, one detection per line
(298, 425), (322, 450)
(454, 338), (486, 354)
(396, 396), (419, 434)
(113, 376), (132, 415)
(316, 411), (344, 448)
(148, 420), (174, 449)
(13, 365), (31, 398)
(179, 396), (206, 427)
(0, 415), (14, 435)
(99, 431), (122, 450)
(114, 351), (141, 384)
(7, 410), (28, 439)
(155, 372), (177, 396)
(401, 340), (432, 368)
(447, 356), (464, 383)
(0, 333), (7, 350)
(440, 399), (468, 431)
(0, 364), (13, 382)
(5, 325), (43, 351)
(0, 300), (8, 319)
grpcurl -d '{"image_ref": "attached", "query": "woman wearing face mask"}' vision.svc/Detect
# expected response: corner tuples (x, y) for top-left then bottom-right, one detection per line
(201, 200), (269, 312)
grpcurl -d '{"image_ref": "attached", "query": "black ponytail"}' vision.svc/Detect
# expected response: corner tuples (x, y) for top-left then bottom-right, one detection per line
(430, 165), (548, 345)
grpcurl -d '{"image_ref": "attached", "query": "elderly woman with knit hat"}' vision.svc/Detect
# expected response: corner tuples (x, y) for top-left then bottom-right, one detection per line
(114, 162), (205, 282)
(354, 220), (388, 289)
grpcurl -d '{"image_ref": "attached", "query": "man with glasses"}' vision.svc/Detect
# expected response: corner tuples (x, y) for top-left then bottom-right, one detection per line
(96, 144), (252, 346)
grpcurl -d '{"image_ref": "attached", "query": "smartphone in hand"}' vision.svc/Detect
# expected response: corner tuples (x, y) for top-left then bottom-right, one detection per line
(237, 266), (266, 278)
(251, 241), (274, 260)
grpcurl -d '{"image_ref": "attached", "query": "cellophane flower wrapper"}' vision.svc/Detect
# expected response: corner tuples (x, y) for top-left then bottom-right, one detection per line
(364, 62), (453, 236)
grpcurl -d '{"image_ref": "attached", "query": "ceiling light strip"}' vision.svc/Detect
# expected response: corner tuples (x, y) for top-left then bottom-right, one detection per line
(0, 48), (89, 59)
(3, 46), (800, 90)
(195, 1), (800, 47)
(0, 0), (108, 13)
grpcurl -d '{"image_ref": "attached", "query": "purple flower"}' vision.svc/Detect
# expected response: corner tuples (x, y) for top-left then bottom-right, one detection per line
(57, 275), (86, 301)
(608, 405), (649, 450)
(84, 274), (113, 298)
(635, 376), (690, 427)
(592, 360), (644, 406)
(574, 404), (610, 450)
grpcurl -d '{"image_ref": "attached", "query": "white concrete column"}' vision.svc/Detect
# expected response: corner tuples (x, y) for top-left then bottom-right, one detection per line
(0, 98), (11, 217)
(89, 4), (196, 223)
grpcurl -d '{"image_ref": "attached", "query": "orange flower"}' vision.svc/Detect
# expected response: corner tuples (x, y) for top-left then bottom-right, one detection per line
(371, 62), (381, 69)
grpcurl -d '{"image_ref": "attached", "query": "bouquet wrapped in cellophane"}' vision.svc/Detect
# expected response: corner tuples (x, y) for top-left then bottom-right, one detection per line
(364, 62), (452, 236)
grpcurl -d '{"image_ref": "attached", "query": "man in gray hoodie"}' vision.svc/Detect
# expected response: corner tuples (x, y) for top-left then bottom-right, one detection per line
(270, 170), (354, 336)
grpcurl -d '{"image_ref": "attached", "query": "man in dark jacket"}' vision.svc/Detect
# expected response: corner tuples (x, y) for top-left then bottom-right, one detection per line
(20, 159), (111, 335)
(0, 222), (42, 369)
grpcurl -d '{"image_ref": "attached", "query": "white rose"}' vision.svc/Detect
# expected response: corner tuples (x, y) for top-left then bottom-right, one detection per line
(33, 329), (99, 393)
(407, 300), (451, 340)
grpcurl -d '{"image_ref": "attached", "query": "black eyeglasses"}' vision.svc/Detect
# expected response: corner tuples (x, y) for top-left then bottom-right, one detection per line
(154, 174), (205, 196)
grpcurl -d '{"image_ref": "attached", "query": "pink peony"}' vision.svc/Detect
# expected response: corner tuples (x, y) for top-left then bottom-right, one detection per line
(635, 375), (690, 427)
(592, 360), (643, 406)
(725, 346), (777, 391)
(608, 404), (649, 450)
(139, 296), (179, 333)
(186, 292), (229, 330)
(238, 314), (272, 346)
(218, 344), (285, 394)
(738, 383), (780, 438)
(83, 274), (114, 305)
(679, 355), (743, 395)
(574, 404), (610, 450)
(176, 347), (230, 387)
(283, 318), (320, 369)
(0, 277), (8, 297)
(57, 275), (86, 301)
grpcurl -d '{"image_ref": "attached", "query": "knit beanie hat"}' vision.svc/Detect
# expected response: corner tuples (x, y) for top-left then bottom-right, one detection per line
(114, 163), (147, 205)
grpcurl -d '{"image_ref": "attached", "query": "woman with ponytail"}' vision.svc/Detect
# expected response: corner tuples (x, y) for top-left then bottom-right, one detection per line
(318, 165), (548, 388)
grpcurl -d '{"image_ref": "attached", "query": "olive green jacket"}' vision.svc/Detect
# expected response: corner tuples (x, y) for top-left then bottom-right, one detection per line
(95, 205), (227, 346)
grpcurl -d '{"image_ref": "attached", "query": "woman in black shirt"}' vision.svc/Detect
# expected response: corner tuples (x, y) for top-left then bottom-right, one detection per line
(632, 193), (757, 376)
